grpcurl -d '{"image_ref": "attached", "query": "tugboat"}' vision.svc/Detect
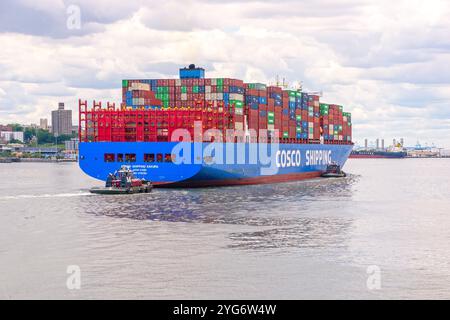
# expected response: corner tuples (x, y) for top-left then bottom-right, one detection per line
(90, 166), (153, 195)
(321, 163), (347, 178)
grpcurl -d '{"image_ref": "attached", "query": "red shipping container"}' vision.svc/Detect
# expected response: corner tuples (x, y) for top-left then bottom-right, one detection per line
(258, 90), (267, 97)
(259, 121), (268, 130)
(289, 127), (296, 137)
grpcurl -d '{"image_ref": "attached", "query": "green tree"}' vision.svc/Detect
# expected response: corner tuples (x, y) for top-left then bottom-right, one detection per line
(9, 139), (23, 144)
(36, 129), (54, 144)
(8, 123), (24, 132)
(24, 127), (36, 142)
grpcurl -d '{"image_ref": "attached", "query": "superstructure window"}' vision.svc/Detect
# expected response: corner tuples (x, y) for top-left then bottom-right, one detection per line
(156, 153), (163, 163)
(144, 154), (155, 163)
(164, 154), (172, 163)
(104, 153), (115, 162)
(117, 154), (124, 162)
(125, 154), (136, 162)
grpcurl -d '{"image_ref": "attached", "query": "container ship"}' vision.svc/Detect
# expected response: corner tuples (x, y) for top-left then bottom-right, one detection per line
(78, 65), (353, 187)
(350, 150), (407, 159)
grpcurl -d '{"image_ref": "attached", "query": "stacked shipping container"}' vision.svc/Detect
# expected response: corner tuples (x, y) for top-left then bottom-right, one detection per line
(80, 66), (352, 145)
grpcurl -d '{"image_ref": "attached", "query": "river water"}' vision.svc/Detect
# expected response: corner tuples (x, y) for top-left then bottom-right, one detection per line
(0, 159), (449, 299)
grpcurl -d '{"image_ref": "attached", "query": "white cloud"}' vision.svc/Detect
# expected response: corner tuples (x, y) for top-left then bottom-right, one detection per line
(0, 0), (449, 147)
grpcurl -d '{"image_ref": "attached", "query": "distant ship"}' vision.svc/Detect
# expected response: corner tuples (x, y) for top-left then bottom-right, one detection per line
(350, 150), (407, 159)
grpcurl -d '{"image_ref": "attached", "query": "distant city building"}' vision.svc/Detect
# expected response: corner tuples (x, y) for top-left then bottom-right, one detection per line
(65, 138), (79, 152)
(22, 124), (39, 130)
(0, 131), (24, 143)
(40, 118), (48, 130)
(72, 125), (79, 134)
(51, 102), (73, 136)
(0, 125), (12, 132)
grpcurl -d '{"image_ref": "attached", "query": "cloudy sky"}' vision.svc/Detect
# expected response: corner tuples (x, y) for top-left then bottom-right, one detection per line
(0, 0), (449, 147)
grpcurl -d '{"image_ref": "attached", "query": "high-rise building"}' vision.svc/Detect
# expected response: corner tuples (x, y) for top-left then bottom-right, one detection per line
(51, 103), (72, 136)
(40, 118), (48, 130)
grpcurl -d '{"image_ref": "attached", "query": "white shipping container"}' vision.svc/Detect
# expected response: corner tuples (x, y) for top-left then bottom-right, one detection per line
(235, 108), (244, 116)
(235, 122), (244, 130)
(175, 79), (181, 86)
(205, 86), (211, 93)
(205, 93), (211, 100)
(181, 93), (187, 101)
(268, 124), (275, 131)
(216, 93), (223, 100)
(211, 79), (217, 86)
(309, 134), (314, 140)
(230, 93), (244, 101)
(309, 122), (314, 128)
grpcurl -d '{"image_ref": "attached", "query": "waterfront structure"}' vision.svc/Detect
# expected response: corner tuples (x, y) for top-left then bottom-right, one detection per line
(65, 138), (79, 152)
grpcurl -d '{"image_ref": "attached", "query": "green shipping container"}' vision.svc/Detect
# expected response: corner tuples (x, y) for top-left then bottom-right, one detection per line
(296, 115), (302, 121)
(287, 90), (296, 98)
(193, 86), (199, 93)
(122, 80), (128, 88)
(217, 78), (224, 86)
(217, 86), (223, 93)
(283, 132), (289, 138)
(230, 100), (243, 108)
(181, 86), (187, 94)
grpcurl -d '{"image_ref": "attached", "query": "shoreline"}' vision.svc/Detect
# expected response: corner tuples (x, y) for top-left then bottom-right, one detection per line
(0, 158), (77, 163)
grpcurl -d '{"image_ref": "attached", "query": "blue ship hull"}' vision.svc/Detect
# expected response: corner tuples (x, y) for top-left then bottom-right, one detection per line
(79, 142), (353, 187)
